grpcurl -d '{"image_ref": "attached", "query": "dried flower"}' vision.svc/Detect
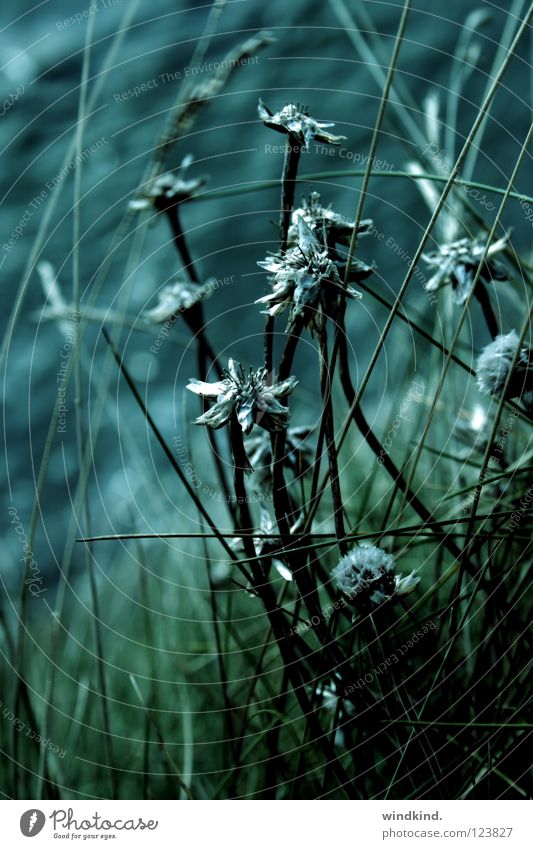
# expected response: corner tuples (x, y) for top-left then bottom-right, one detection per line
(187, 358), (297, 434)
(143, 278), (215, 323)
(255, 508), (293, 581)
(422, 234), (509, 305)
(257, 217), (366, 332)
(288, 192), (373, 247)
(258, 100), (346, 149)
(231, 507), (295, 583)
(331, 544), (419, 609)
(476, 331), (533, 401)
(129, 155), (206, 212)
(245, 425), (314, 490)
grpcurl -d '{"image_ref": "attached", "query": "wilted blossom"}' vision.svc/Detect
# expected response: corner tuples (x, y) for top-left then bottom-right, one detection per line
(258, 100), (346, 149)
(129, 155), (206, 211)
(230, 507), (295, 583)
(245, 425), (314, 490)
(257, 217), (367, 332)
(331, 544), (419, 610)
(476, 331), (533, 402)
(187, 358), (298, 434)
(143, 278), (214, 323)
(254, 508), (293, 582)
(288, 192), (373, 247)
(422, 234), (509, 305)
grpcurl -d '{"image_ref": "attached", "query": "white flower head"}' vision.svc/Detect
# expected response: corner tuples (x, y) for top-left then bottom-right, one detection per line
(288, 191), (373, 248)
(476, 330), (532, 401)
(258, 99), (346, 149)
(422, 234), (509, 305)
(187, 359), (297, 434)
(257, 217), (363, 333)
(129, 155), (206, 211)
(331, 544), (419, 610)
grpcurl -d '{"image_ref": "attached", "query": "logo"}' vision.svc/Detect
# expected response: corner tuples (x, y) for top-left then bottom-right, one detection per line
(20, 810), (46, 837)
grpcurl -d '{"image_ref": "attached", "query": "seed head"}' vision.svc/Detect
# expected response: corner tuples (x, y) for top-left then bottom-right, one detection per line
(288, 192), (373, 247)
(331, 544), (419, 610)
(187, 358), (298, 434)
(422, 234), (509, 305)
(258, 99), (346, 149)
(143, 278), (214, 323)
(257, 217), (364, 333)
(476, 331), (533, 401)
(129, 155), (206, 212)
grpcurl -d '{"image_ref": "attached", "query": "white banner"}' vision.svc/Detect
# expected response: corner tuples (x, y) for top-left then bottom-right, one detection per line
(0, 800), (530, 847)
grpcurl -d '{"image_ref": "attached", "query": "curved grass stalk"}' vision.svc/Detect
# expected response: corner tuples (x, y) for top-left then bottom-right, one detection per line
(192, 170), (533, 207)
(396, 123), (533, 529)
(462, 0), (529, 181)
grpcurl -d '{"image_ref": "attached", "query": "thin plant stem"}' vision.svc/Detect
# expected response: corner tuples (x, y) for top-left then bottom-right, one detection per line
(264, 138), (302, 372)
(318, 323), (346, 552)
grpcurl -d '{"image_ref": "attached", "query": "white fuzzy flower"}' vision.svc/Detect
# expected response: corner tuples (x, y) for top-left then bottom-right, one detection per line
(476, 331), (532, 401)
(258, 100), (346, 149)
(187, 358), (297, 434)
(331, 545), (419, 609)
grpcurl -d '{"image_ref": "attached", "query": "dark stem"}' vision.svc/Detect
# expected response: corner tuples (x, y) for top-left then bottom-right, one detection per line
(334, 309), (472, 568)
(474, 281), (499, 339)
(165, 202), (200, 283)
(279, 138), (301, 254)
(164, 202), (224, 380)
(318, 322), (347, 554)
(163, 204), (237, 514)
(228, 414), (358, 796)
(264, 137), (302, 373)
